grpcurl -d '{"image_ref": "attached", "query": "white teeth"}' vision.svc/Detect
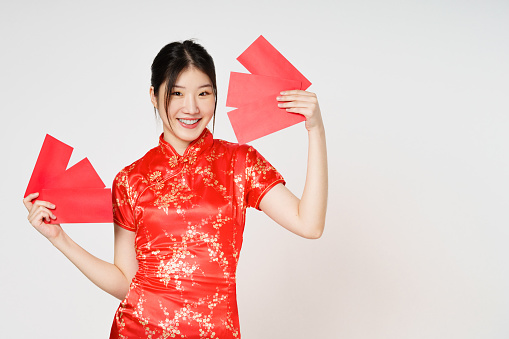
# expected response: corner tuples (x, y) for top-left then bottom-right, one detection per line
(178, 118), (200, 125)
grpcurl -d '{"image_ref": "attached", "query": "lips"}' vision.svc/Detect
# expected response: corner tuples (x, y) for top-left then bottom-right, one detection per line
(177, 118), (201, 129)
(178, 118), (199, 125)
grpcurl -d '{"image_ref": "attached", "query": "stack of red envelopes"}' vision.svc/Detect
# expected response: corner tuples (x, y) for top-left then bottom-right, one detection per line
(25, 135), (113, 224)
(227, 35), (312, 144)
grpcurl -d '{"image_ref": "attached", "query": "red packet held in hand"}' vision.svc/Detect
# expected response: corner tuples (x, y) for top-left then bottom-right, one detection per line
(39, 188), (113, 224)
(25, 134), (112, 224)
(45, 158), (106, 189)
(227, 35), (311, 144)
(226, 72), (302, 108)
(237, 35), (312, 90)
(24, 134), (73, 198)
(228, 95), (305, 144)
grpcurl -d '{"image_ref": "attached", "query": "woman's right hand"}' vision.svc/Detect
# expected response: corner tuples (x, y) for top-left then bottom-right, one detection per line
(23, 193), (135, 299)
(23, 192), (63, 241)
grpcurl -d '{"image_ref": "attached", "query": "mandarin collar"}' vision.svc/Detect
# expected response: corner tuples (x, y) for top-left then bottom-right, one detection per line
(158, 128), (213, 166)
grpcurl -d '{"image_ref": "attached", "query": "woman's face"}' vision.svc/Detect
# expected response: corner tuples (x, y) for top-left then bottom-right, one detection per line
(151, 67), (215, 155)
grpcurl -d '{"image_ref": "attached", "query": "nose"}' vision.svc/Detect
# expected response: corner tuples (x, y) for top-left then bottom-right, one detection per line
(183, 95), (199, 114)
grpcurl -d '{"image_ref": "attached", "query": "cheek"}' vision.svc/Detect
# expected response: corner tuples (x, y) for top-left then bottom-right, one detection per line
(166, 100), (182, 118)
(204, 99), (216, 116)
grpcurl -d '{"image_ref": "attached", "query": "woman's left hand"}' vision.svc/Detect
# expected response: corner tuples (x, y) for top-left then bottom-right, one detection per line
(262, 89), (328, 239)
(277, 90), (323, 132)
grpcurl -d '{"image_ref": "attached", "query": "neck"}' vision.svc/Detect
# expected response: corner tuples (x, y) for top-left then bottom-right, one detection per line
(162, 132), (190, 156)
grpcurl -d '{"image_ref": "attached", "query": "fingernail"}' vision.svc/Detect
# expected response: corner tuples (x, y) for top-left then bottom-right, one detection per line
(278, 103), (283, 107)
(50, 204), (55, 209)
(280, 91), (286, 95)
(276, 96), (282, 100)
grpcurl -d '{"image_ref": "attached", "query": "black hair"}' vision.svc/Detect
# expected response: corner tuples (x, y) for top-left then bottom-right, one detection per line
(151, 40), (217, 131)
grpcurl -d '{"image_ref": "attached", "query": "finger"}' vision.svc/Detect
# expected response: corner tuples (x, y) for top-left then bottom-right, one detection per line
(28, 205), (57, 222)
(284, 107), (313, 116)
(23, 192), (39, 210)
(29, 209), (50, 225)
(23, 192), (39, 202)
(278, 100), (316, 109)
(280, 90), (316, 97)
(277, 95), (317, 103)
(31, 208), (56, 225)
(32, 200), (56, 210)
(47, 211), (57, 221)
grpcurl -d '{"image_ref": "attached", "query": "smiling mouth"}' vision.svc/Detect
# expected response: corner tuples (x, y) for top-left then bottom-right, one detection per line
(177, 118), (201, 125)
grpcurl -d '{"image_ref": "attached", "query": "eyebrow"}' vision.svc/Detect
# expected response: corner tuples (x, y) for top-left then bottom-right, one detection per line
(173, 84), (213, 89)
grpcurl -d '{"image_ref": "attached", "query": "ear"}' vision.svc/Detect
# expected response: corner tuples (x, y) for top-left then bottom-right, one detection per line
(149, 86), (158, 109)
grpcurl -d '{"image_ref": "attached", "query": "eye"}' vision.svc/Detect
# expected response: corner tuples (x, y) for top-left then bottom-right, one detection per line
(171, 91), (182, 96)
(199, 91), (211, 96)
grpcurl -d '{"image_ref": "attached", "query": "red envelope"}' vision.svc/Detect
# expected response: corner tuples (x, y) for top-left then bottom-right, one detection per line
(24, 134), (73, 198)
(227, 95), (305, 144)
(45, 158), (106, 189)
(25, 134), (112, 224)
(39, 188), (113, 224)
(237, 35), (312, 90)
(226, 72), (302, 108)
(227, 36), (312, 143)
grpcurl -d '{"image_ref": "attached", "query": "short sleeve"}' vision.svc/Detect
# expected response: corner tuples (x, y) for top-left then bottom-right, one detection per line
(112, 168), (136, 231)
(245, 146), (286, 210)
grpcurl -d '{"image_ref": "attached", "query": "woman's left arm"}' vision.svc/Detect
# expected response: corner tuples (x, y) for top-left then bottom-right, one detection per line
(259, 90), (328, 239)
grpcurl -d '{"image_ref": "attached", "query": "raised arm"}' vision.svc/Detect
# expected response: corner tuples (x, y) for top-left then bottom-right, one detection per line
(23, 192), (138, 300)
(259, 90), (328, 239)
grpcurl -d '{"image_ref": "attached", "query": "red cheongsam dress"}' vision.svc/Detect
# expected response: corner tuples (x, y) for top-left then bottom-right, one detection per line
(109, 129), (285, 338)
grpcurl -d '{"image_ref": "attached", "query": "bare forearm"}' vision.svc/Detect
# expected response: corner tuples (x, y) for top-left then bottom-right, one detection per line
(261, 90), (328, 239)
(50, 232), (131, 300)
(298, 126), (328, 238)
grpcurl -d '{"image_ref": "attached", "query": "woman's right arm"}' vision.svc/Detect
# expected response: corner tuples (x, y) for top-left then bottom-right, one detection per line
(23, 192), (138, 300)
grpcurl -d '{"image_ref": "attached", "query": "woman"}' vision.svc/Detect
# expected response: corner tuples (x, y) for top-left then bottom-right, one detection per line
(23, 40), (327, 338)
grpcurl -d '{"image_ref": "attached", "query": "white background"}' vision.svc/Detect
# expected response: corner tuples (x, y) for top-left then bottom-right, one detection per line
(1, 0), (508, 338)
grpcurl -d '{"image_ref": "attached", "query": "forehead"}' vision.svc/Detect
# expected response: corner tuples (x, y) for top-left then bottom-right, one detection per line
(174, 67), (212, 87)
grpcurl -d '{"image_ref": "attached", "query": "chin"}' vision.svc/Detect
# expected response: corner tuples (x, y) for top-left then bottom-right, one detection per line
(175, 122), (207, 140)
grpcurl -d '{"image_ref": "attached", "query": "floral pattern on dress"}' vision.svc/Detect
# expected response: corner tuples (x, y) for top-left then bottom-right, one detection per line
(110, 129), (284, 339)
